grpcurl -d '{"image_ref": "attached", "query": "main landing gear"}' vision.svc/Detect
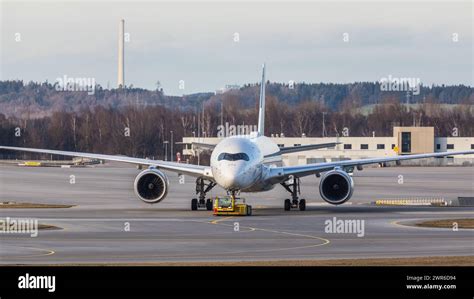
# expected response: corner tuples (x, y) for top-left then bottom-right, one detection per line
(191, 178), (216, 211)
(280, 176), (306, 211)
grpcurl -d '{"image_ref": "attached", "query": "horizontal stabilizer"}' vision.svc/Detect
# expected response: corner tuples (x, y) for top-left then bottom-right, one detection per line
(265, 142), (340, 158)
(190, 142), (216, 151)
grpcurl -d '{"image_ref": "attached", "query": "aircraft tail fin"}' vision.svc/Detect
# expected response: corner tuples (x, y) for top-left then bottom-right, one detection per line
(257, 63), (266, 136)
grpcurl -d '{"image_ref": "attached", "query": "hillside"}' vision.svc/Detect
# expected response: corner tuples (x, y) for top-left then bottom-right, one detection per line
(0, 80), (472, 119)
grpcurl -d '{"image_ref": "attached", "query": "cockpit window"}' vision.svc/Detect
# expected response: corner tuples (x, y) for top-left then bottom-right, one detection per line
(217, 152), (250, 161)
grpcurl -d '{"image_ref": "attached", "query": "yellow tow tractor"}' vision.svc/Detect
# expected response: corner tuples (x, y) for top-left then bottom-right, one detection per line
(213, 195), (252, 216)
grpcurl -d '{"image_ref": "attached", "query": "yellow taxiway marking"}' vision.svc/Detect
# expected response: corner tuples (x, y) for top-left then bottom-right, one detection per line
(391, 220), (412, 229)
(210, 216), (234, 224)
(29, 216), (328, 260)
(209, 216), (256, 231)
(1, 245), (55, 258)
(207, 216), (330, 246)
(4, 216), (330, 260)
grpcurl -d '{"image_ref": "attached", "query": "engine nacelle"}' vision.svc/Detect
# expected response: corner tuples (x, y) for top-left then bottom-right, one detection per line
(134, 168), (169, 203)
(319, 169), (354, 205)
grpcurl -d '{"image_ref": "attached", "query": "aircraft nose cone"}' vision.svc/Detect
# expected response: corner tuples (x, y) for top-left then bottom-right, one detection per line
(220, 165), (246, 190)
(221, 173), (241, 189)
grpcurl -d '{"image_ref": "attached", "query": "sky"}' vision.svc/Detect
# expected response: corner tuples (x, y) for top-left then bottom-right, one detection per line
(1, 0), (472, 95)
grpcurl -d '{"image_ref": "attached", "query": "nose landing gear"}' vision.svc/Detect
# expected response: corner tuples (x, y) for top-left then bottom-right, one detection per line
(191, 177), (216, 211)
(281, 176), (306, 211)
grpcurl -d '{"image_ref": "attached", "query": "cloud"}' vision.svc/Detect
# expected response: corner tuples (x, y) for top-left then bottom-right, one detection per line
(1, 1), (472, 94)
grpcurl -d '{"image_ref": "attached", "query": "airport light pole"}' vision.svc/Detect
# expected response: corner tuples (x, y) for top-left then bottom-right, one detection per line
(322, 112), (327, 137)
(163, 141), (169, 161)
(220, 100), (224, 128)
(197, 149), (200, 166)
(170, 131), (174, 162)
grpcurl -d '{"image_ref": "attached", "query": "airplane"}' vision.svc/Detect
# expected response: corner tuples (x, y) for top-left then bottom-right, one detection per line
(1, 64), (473, 211)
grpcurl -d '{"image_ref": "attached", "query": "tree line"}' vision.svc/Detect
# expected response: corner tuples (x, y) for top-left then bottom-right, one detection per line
(0, 80), (472, 119)
(1, 96), (473, 162)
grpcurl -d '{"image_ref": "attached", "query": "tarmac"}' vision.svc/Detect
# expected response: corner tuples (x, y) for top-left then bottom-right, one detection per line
(0, 164), (472, 264)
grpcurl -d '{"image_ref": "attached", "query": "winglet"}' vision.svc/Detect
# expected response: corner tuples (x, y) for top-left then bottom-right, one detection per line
(258, 63), (266, 136)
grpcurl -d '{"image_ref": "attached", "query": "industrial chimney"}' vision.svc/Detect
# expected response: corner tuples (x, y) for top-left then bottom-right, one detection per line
(118, 19), (125, 88)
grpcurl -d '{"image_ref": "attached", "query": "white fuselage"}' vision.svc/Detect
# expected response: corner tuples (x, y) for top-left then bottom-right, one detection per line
(210, 134), (280, 192)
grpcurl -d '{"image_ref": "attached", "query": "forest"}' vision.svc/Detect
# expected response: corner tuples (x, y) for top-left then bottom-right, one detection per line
(0, 80), (472, 118)
(1, 87), (472, 161)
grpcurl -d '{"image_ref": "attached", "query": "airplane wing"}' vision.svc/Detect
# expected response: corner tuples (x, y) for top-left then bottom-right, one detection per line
(0, 146), (213, 179)
(190, 142), (216, 151)
(265, 150), (474, 181)
(264, 142), (340, 158)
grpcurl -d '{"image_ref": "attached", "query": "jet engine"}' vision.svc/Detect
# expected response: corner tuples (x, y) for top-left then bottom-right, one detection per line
(319, 169), (354, 205)
(134, 168), (169, 203)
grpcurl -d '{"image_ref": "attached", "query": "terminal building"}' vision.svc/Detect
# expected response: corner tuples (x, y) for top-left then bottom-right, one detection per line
(182, 127), (474, 166)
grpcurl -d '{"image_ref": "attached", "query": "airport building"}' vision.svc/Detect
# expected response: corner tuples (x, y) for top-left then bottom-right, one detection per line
(181, 127), (474, 166)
